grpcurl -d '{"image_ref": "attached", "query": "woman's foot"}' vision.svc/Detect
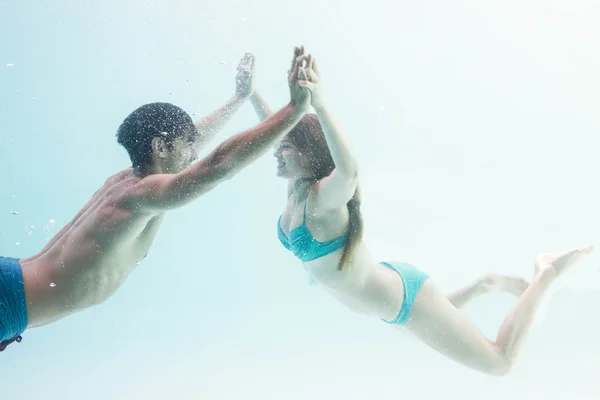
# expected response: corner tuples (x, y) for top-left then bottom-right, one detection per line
(478, 274), (529, 296)
(534, 244), (594, 285)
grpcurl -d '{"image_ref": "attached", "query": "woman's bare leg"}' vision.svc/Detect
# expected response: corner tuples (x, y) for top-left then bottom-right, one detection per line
(447, 274), (529, 308)
(404, 244), (592, 376)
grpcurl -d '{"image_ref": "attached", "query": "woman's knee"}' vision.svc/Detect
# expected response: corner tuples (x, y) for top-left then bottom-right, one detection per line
(479, 347), (513, 377)
(486, 362), (512, 377)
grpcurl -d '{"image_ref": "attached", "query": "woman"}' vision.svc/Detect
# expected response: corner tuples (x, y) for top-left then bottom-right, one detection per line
(251, 54), (593, 376)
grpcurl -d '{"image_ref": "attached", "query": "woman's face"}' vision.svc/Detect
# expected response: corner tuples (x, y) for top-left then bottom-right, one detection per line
(273, 138), (312, 179)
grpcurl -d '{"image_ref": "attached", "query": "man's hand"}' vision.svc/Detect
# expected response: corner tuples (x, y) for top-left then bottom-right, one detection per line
(235, 53), (256, 99)
(288, 46), (311, 111)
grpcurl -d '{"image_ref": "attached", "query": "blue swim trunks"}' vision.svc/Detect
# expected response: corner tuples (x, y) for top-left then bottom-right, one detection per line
(0, 256), (28, 351)
(379, 261), (429, 325)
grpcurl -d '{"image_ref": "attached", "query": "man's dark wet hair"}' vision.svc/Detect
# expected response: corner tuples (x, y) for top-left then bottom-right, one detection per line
(116, 102), (197, 169)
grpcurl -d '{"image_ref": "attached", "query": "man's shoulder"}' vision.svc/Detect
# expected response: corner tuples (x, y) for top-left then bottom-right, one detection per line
(107, 173), (157, 214)
(105, 168), (134, 185)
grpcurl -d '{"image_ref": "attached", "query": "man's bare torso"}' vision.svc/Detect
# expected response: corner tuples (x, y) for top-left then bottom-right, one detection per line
(19, 168), (163, 327)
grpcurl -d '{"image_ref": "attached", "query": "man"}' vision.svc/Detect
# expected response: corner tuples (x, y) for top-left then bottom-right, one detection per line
(0, 45), (310, 352)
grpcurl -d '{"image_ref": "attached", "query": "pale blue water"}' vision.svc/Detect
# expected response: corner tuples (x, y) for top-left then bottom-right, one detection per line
(1, 0), (600, 399)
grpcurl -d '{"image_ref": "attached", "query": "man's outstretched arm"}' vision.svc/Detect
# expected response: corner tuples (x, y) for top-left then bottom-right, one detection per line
(194, 53), (259, 150)
(132, 102), (305, 211)
(128, 46), (310, 211)
(249, 90), (273, 122)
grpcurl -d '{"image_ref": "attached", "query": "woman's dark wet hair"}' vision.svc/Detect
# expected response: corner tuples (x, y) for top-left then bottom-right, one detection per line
(287, 114), (363, 271)
(116, 102), (197, 170)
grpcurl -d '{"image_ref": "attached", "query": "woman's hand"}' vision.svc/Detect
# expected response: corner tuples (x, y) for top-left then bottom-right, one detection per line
(297, 55), (325, 110)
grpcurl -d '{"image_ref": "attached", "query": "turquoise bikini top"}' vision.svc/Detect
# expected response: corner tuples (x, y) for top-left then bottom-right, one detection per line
(277, 202), (347, 262)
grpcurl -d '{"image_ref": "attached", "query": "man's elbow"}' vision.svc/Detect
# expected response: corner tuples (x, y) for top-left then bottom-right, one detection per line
(206, 151), (237, 182)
